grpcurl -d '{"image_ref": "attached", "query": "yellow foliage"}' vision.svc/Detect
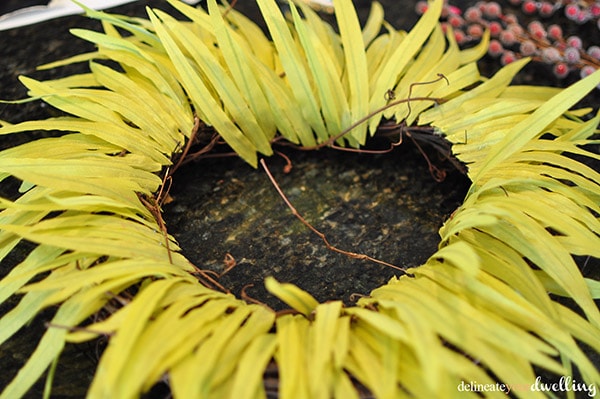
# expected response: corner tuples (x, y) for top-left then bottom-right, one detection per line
(0, 0), (599, 398)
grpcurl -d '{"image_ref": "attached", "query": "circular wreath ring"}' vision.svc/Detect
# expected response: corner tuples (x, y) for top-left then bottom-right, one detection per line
(1, 0), (600, 398)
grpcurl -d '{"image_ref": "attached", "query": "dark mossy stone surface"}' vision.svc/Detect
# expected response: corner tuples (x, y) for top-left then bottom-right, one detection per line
(164, 146), (469, 309)
(0, 0), (598, 397)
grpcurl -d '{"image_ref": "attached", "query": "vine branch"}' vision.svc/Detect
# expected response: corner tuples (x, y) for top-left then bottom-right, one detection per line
(260, 158), (406, 273)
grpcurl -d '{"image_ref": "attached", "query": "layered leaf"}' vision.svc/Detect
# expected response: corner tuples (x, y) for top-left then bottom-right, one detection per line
(0, 1), (598, 399)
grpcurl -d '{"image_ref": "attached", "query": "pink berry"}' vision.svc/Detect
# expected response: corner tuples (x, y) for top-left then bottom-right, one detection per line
(564, 47), (581, 64)
(555, 41), (567, 52)
(534, 30), (547, 40)
(564, 4), (580, 20)
(538, 2), (555, 17)
(503, 14), (518, 24)
(448, 14), (465, 28)
(580, 66), (597, 79)
(522, 0), (538, 14)
(528, 21), (547, 40)
(587, 45), (600, 60)
(507, 23), (524, 36)
(464, 7), (482, 22)
(488, 21), (503, 37)
(488, 39), (504, 57)
(467, 24), (484, 38)
(527, 20), (544, 34)
(591, 4), (600, 17)
(501, 51), (517, 65)
(447, 5), (462, 15)
(415, 1), (428, 15)
(520, 40), (538, 56)
(499, 30), (517, 45)
(566, 35), (583, 49)
(553, 63), (570, 78)
(574, 10), (591, 24)
(547, 24), (563, 40)
(454, 29), (468, 44)
(441, 5), (451, 18)
(541, 47), (561, 63)
(484, 2), (503, 18)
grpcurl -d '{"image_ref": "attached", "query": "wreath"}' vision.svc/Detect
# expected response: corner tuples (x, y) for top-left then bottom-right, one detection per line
(0, 0), (599, 398)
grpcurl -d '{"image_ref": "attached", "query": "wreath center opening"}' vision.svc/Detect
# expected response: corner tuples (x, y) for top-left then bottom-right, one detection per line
(163, 146), (469, 310)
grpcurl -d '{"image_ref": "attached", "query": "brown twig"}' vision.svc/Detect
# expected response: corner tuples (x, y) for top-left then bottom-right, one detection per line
(138, 117), (204, 265)
(139, 194), (173, 264)
(156, 169), (173, 206)
(190, 268), (231, 293)
(405, 130), (447, 182)
(170, 116), (200, 177)
(222, 0), (238, 17)
(260, 158), (405, 273)
(296, 74), (449, 151)
(275, 150), (293, 173)
(220, 253), (238, 277)
(297, 96), (444, 151)
(404, 74), (449, 121)
(241, 284), (275, 310)
(45, 322), (114, 337)
(182, 134), (230, 164)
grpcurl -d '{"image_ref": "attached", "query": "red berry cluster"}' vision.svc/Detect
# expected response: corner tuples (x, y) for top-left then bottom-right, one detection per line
(415, 0), (600, 82)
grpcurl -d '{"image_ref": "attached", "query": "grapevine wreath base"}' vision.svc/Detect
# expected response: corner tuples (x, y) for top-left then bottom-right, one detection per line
(0, 0), (600, 398)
